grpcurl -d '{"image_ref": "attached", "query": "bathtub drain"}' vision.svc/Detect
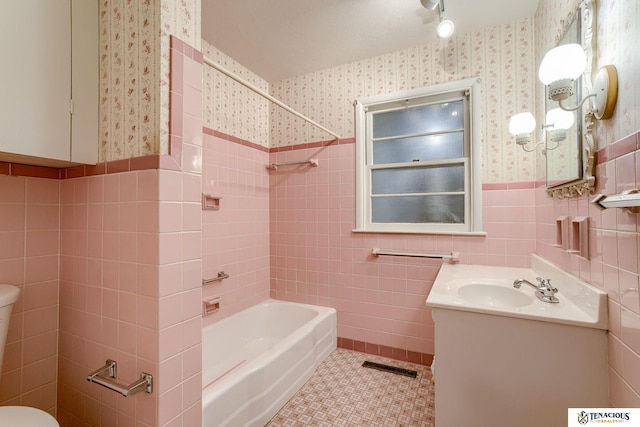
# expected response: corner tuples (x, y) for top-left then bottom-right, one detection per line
(362, 361), (417, 378)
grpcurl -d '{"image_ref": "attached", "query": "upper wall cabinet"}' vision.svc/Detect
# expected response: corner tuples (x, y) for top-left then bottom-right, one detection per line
(0, 0), (98, 168)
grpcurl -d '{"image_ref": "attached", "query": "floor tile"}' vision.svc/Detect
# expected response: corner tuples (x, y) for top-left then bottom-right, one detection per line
(267, 348), (435, 426)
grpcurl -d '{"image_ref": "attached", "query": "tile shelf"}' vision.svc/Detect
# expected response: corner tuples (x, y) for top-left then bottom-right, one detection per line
(555, 215), (589, 259)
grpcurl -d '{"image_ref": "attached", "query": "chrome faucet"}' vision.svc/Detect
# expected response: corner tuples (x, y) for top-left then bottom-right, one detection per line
(513, 277), (559, 303)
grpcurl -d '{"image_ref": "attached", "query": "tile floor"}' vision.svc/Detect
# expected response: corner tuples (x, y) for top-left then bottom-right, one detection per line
(267, 348), (435, 426)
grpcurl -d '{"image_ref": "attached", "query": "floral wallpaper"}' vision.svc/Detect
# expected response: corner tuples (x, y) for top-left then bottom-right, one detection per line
(270, 18), (537, 184)
(99, 0), (200, 162)
(160, 0), (201, 156)
(99, 0), (158, 161)
(98, 0), (637, 178)
(201, 40), (271, 148)
(592, 0), (640, 147)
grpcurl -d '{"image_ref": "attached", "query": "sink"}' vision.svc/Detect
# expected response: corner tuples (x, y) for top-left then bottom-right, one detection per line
(457, 283), (533, 308)
(426, 254), (608, 329)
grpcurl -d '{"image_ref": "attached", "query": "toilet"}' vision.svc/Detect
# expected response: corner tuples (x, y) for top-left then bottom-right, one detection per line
(0, 284), (60, 426)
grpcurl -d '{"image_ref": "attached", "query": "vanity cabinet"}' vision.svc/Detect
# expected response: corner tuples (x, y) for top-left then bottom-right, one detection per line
(426, 257), (609, 427)
(432, 308), (608, 427)
(0, 0), (98, 167)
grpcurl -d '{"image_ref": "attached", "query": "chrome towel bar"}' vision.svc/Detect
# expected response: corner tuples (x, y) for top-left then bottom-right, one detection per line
(202, 271), (230, 285)
(87, 359), (153, 397)
(372, 248), (459, 262)
(267, 158), (318, 170)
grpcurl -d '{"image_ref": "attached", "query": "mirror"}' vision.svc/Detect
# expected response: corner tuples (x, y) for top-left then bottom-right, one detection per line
(545, 0), (596, 198)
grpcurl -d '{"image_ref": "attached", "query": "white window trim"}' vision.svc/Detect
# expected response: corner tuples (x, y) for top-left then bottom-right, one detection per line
(353, 77), (485, 236)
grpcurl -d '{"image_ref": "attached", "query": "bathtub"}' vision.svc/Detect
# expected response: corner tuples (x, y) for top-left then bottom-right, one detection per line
(201, 299), (337, 427)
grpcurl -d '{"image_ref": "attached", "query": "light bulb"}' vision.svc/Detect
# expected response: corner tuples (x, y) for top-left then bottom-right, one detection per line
(538, 43), (586, 86)
(437, 19), (455, 38)
(509, 112), (536, 145)
(509, 112), (536, 136)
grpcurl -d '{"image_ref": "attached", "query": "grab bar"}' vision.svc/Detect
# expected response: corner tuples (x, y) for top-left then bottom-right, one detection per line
(372, 248), (459, 262)
(267, 159), (318, 170)
(203, 271), (230, 285)
(87, 359), (153, 397)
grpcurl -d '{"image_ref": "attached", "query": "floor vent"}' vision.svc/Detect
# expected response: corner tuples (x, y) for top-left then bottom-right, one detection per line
(362, 361), (418, 378)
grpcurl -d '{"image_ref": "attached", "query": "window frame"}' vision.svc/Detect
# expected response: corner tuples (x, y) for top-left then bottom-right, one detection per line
(354, 77), (484, 235)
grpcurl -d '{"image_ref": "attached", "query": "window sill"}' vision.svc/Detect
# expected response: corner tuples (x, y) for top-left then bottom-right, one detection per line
(351, 228), (487, 237)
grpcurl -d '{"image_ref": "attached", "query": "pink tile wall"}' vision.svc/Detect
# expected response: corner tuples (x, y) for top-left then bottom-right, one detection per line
(269, 141), (537, 356)
(0, 176), (60, 416)
(56, 172), (160, 426)
(55, 36), (204, 427)
(201, 132), (271, 326)
(536, 131), (640, 407)
(155, 36), (203, 427)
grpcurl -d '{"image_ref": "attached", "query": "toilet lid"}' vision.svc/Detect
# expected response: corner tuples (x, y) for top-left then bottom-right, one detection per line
(0, 406), (60, 426)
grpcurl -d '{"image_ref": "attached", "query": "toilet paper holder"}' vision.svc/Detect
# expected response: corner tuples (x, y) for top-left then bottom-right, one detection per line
(87, 359), (153, 397)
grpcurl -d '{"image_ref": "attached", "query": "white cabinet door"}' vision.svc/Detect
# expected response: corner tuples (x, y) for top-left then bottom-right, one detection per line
(0, 0), (97, 167)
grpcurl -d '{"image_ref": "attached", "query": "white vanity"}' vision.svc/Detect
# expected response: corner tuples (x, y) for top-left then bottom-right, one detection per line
(426, 255), (608, 427)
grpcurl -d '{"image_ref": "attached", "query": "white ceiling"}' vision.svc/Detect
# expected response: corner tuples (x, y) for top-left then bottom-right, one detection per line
(201, 0), (540, 83)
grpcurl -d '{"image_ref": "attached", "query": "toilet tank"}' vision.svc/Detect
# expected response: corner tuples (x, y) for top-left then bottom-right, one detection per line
(0, 284), (20, 377)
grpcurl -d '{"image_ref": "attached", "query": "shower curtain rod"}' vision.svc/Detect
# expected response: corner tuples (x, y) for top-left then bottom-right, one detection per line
(202, 56), (341, 140)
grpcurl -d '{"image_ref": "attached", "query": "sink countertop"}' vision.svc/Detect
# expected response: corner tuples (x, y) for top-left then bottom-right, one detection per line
(426, 254), (608, 330)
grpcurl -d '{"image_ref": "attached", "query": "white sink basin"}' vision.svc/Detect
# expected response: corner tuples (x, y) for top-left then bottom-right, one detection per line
(457, 283), (533, 308)
(426, 255), (608, 329)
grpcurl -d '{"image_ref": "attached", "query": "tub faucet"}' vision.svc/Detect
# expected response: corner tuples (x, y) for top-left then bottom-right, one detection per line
(513, 277), (559, 304)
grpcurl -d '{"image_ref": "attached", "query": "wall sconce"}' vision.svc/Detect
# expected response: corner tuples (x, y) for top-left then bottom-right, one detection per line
(509, 110), (572, 153)
(538, 43), (618, 120)
(421, 0), (455, 39)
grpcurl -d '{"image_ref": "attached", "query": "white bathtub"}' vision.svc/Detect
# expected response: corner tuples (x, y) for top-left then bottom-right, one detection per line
(202, 299), (337, 427)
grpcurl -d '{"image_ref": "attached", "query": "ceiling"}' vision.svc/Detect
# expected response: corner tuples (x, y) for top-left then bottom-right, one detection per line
(201, 0), (540, 83)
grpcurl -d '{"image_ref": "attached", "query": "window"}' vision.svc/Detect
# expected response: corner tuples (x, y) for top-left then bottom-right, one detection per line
(354, 78), (483, 235)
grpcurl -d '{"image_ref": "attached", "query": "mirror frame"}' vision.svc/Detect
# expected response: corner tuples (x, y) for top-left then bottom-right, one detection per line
(546, 0), (596, 199)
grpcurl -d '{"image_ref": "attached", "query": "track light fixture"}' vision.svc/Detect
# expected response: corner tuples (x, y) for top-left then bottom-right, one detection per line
(420, 0), (455, 39)
(420, 0), (440, 10)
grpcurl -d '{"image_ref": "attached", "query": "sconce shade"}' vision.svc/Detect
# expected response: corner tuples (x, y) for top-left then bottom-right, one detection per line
(437, 18), (455, 38)
(509, 112), (536, 136)
(538, 44), (586, 86)
(539, 44), (586, 101)
(546, 108), (575, 131)
(546, 108), (574, 142)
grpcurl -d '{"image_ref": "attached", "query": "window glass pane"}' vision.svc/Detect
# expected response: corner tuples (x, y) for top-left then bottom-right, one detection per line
(372, 100), (463, 139)
(372, 132), (464, 164)
(371, 165), (464, 194)
(372, 195), (465, 224)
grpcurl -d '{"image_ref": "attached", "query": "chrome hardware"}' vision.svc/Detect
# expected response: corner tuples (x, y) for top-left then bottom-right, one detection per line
(513, 277), (560, 303)
(202, 271), (230, 285)
(372, 248), (459, 263)
(267, 159), (319, 170)
(87, 359), (153, 397)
